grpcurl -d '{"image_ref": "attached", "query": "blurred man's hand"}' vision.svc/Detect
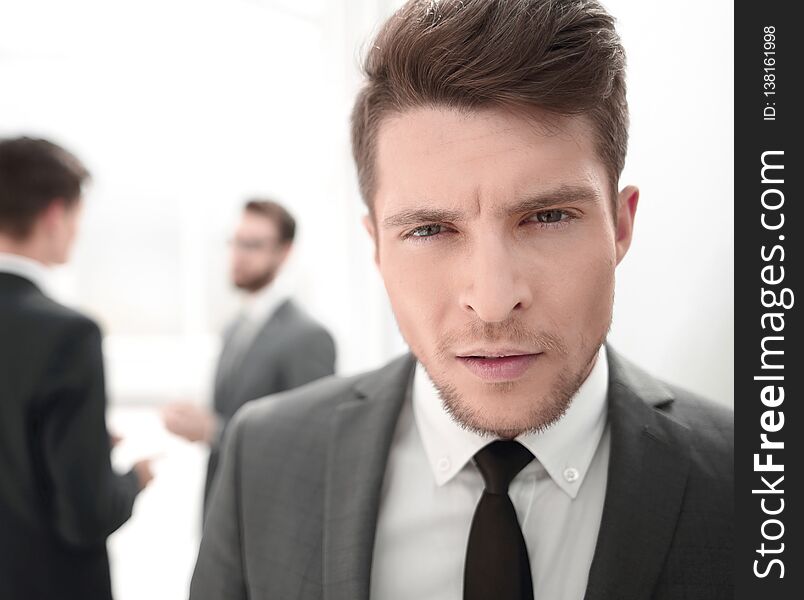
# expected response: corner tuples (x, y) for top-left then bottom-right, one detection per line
(161, 402), (217, 444)
(133, 459), (155, 490)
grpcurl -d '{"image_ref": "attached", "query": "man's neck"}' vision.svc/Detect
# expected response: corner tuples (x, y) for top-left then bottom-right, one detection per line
(0, 236), (51, 265)
(242, 281), (276, 311)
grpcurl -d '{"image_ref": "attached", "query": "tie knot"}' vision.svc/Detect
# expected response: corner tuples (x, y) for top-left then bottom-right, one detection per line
(474, 440), (534, 495)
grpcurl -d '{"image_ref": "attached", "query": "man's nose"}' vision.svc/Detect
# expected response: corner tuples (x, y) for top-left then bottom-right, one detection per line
(458, 238), (532, 323)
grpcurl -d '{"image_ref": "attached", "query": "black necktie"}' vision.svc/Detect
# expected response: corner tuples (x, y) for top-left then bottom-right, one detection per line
(464, 440), (535, 600)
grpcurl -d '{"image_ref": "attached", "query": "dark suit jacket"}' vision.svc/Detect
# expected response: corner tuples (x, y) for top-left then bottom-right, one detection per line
(191, 347), (733, 600)
(0, 272), (140, 600)
(205, 299), (336, 503)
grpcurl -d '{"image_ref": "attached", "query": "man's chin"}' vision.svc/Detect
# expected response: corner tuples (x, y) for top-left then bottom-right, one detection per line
(232, 275), (273, 293)
(424, 364), (581, 437)
(445, 392), (567, 438)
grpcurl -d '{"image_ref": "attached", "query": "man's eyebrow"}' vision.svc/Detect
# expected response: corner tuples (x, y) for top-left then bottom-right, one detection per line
(382, 207), (464, 229)
(381, 185), (603, 229)
(502, 185), (602, 217)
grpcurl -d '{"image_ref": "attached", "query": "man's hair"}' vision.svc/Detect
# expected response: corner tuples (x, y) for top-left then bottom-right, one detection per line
(0, 136), (90, 239)
(244, 199), (296, 245)
(350, 0), (628, 210)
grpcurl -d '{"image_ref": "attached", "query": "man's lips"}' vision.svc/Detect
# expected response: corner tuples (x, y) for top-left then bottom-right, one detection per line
(456, 352), (540, 382)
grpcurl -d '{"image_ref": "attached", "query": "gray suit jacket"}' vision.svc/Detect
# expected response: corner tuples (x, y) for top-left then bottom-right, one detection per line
(191, 348), (733, 600)
(205, 299), (336, 503)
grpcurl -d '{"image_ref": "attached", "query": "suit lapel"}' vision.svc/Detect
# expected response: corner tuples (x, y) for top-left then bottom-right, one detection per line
(213, 318), (242, 405)
(584, 349), (692, 600)
(322, 354), (416, 600)
(214, 301), (291, 414)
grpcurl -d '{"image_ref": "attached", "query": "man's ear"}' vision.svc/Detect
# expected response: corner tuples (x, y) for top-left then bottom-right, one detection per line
(614, 185), (639, 265)
(362, 214), (380, 267)
(40, 198), (67, 233)
(278, 242), (293, 265)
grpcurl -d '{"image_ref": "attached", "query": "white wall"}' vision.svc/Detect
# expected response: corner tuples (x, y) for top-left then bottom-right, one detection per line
(603, 0), (734, 405)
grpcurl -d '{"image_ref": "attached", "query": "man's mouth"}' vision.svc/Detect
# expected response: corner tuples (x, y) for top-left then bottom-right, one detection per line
(455, 351), (540, 382)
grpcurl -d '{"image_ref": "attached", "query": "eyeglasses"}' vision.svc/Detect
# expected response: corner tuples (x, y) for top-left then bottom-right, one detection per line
(228, 237), (282, 252)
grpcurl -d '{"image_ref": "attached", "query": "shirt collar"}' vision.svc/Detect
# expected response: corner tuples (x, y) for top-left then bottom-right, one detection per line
(241, 279), (287, 324)
(0, 252), (50, 292)
(412, 346), (609, 499)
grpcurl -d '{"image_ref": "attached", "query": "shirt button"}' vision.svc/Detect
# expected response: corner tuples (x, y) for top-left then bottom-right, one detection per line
(437, 457), (451, 472)
(563, 467), (580, 483)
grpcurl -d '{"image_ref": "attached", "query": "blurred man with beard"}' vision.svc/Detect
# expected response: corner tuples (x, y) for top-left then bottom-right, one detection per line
(190, 1), (733, 599)
(162, 199), (335, 506)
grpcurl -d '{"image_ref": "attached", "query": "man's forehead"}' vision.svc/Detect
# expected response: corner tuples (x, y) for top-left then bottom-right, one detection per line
(239, 212), (278, 232)
(377, 105), (596, 156)
(372, 106), (608, 218)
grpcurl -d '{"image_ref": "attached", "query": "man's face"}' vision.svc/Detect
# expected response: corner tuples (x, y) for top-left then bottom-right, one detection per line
(368, 107), (637, 438)
(230, 211), (289, 292)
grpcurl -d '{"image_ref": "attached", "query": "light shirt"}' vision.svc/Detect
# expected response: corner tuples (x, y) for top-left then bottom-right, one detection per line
(226, 281), (288, 360)
(0, 252), (50, 292)
(211, 281), (290, 440)
(215, 280), (289, 396)
(370, 347), (610, 600)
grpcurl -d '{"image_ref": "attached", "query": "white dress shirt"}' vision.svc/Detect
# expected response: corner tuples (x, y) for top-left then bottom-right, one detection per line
(0, 252), (50, 291)
(371, 348), (611, 600)
(225, 281), (288, 361)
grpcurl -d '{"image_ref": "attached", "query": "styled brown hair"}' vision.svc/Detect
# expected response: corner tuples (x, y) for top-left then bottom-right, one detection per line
(351, 0), (628, 209)
(244, 199), (296, 245)
(0, 136), (89, 239)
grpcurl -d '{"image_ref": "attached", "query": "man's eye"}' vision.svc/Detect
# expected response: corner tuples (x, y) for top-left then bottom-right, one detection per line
(534, 209), (568, 224)
(409, 224), (444, 238)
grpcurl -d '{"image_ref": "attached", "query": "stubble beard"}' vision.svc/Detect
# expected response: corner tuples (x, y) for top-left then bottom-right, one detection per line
(234, 267), (277, 293)
(421, 319), (610, 439)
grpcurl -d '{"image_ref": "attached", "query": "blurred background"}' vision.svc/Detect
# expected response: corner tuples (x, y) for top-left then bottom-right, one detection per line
(0, 0), (733, 598)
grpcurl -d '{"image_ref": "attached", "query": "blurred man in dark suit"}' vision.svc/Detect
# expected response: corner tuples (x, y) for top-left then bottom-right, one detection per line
(162, 199), (336, 506)
(0, 136), (153, 600)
